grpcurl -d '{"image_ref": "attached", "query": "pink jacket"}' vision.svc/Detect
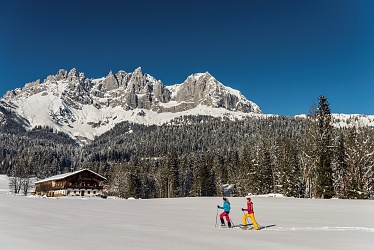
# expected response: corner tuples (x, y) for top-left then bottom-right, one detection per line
(243, 201), (254, 214)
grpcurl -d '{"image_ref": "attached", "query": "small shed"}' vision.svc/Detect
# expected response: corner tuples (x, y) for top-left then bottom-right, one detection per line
(34, 169), (107, 197)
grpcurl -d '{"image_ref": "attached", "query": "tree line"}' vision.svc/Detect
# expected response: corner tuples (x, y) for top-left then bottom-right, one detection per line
(1, 96), (373, 199)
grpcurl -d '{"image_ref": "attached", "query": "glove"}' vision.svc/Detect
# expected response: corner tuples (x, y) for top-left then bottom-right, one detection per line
(241, 208), (244, 211)
(217, 205), (220, 208)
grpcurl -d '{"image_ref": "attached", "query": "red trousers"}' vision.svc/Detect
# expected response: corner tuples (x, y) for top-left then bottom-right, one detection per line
(219, 211), (230, 222)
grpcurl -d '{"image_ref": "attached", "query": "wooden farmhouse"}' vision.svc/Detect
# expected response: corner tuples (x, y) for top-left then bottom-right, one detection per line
(34, 169), (107, 197)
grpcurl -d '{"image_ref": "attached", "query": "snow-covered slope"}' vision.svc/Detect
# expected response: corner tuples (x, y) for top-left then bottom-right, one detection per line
(0, 193), (373, 250)
(295, 113), (374, 128)
(331, 113), (374, 128)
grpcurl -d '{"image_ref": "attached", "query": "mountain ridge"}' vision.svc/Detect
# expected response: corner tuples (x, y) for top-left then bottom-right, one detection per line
(1, 68), (262, 142)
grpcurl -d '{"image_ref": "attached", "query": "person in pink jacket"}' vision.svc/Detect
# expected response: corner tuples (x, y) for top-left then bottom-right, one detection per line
(241, 197), (259, 230)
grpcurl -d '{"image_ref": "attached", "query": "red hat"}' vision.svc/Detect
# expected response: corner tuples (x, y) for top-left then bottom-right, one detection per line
(246, 197), (251, 201)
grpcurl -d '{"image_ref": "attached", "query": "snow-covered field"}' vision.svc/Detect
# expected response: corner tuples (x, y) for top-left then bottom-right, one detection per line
(0, 175), (373, 250)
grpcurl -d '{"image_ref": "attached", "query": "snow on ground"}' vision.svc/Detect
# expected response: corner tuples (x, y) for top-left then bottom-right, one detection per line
(0, 175), (9, 192)
(0, 175), (373, 250)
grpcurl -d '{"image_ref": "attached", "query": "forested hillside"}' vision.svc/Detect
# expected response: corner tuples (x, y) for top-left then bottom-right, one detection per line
(1, 97), (373, 199)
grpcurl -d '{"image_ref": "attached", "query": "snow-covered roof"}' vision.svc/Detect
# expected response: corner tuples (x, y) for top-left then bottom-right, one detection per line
(34, 168), (106, 184)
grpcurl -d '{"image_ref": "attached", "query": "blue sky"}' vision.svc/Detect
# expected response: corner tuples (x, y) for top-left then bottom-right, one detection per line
(1, 0), (373, 115)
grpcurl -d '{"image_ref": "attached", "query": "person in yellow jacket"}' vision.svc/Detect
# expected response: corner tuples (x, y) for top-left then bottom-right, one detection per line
(241, 197), (259, 230)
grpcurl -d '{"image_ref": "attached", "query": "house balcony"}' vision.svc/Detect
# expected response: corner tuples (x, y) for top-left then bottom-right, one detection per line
(51, 185), (104, 190)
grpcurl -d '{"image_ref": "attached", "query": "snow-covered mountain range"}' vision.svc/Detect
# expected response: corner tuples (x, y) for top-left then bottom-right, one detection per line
(0, 68), (262, 141)
(0, 67), (373, 142)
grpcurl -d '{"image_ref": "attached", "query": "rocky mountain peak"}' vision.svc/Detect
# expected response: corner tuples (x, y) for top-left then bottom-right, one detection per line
(67, 68), (79, 80)
(102, 70), (119, 91)
(55, 69), (68, 80)
(171, 72), (260, 113)
(133, 67), (143, 74)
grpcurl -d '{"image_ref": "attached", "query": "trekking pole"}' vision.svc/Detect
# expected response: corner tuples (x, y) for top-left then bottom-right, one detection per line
(215, 207), (218, 227)
(230, 218), (235, 228)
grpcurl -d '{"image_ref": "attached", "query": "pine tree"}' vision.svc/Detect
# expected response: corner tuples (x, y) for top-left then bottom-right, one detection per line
(315, 95), (335, 199)
(165, 151), (180, 197)
(238, 145), (255, 196)
(279, 137), (301, 197)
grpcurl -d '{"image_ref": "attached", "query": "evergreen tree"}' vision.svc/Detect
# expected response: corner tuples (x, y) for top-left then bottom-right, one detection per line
(278, 137), (301, 197)
(237, 145), (255, 196)
(200, 152), (215, 196)
(165, 151), (180, 197)
(315, 95), (335, 198)
(258, 147), (273, 194)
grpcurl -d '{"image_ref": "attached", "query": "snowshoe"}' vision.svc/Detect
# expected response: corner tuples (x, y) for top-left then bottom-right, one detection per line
(240, 225), (252, 230)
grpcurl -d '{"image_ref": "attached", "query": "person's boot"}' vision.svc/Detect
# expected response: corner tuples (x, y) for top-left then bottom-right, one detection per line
(228, 222), (232, 228)
(220, 218), (225, 227)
